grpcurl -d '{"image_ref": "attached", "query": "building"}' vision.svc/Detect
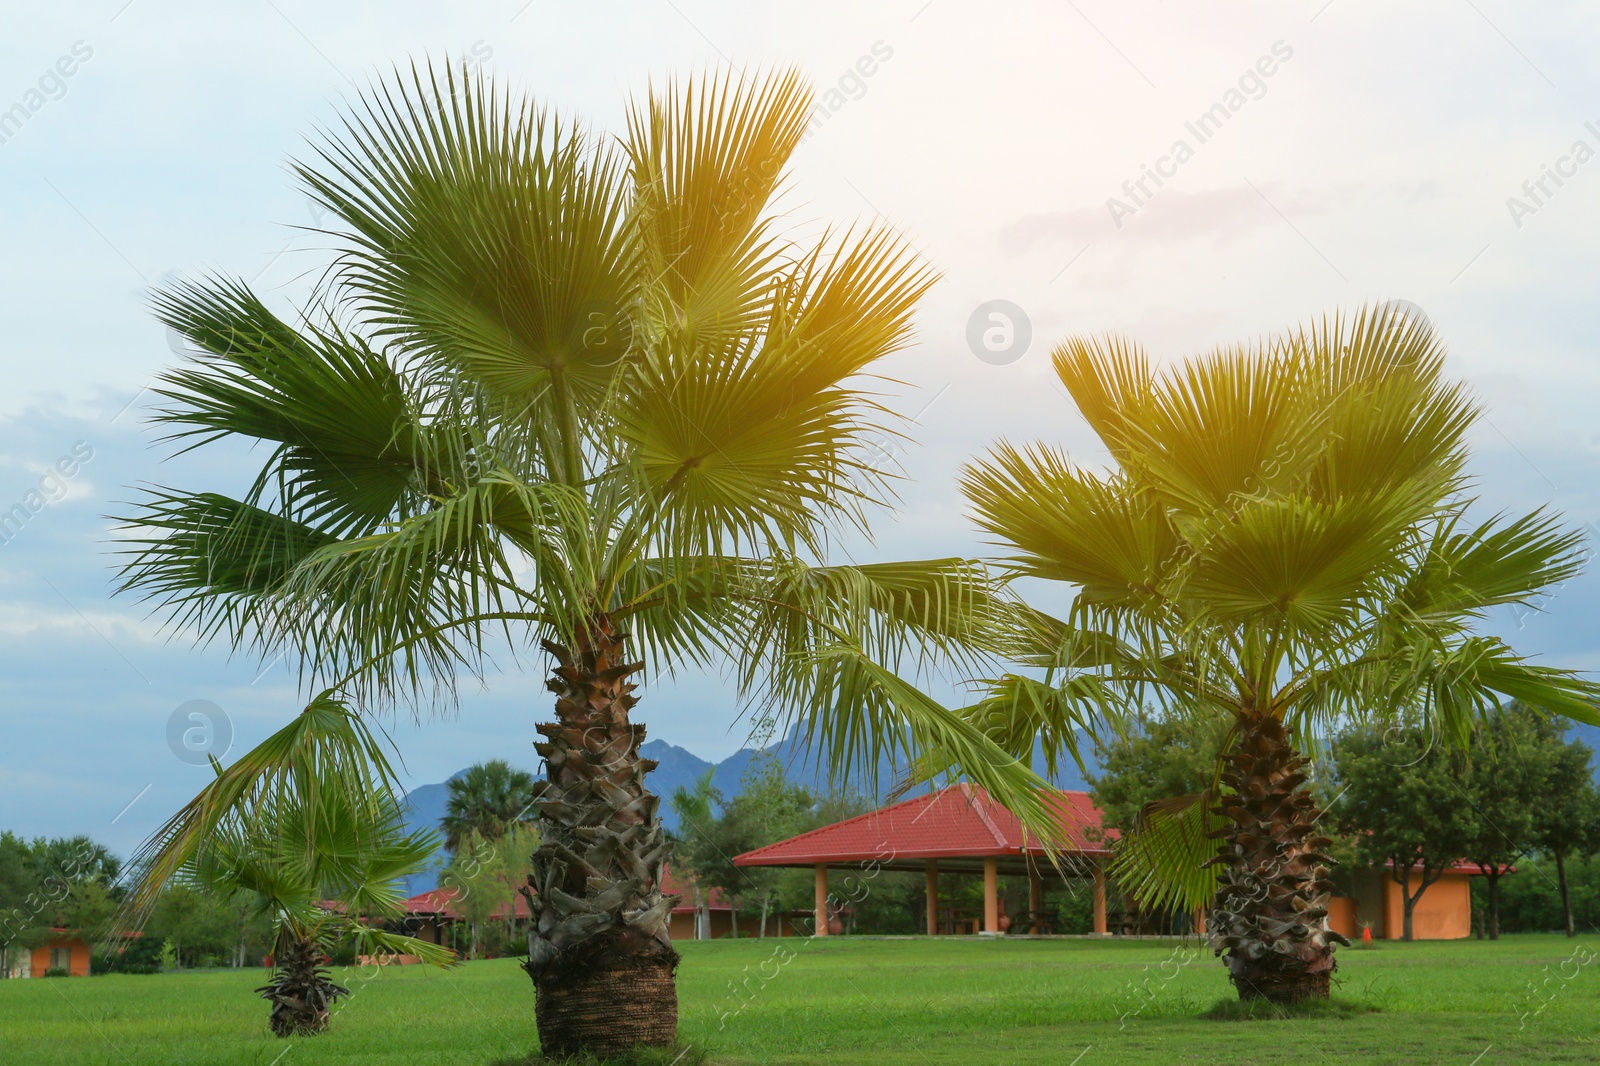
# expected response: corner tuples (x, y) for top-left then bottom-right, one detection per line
(3, 930), (93, 978)
(734, 784), (1116, 936)
(1328, 862), (1487, 940)
(397, 864), (776, 953)
(734, 784), (1489, 940)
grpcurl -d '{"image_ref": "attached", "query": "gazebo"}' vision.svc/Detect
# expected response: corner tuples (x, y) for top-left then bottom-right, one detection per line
(733, 783), (1115, 936)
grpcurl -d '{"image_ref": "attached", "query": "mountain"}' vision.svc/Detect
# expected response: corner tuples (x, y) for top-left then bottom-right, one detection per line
(399, 730), (1100, 897)
(397, 769), (467, 896)
(637, 739), (715, 822)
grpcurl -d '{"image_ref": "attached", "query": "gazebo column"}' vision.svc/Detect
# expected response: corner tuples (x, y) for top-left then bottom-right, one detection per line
(1028, 865), (1043, 934)
(1092, 859), (1108, 935)
(983, 857), (999, 934)
(814, 863), (829, 936)
(925, 860), (939, 935)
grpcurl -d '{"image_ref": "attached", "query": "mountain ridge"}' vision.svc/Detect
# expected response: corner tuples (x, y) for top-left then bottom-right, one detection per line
(397, 733), (1097, 893)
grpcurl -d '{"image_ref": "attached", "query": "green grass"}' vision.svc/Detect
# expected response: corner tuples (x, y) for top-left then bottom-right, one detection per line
(3, 935), (1597, 1064)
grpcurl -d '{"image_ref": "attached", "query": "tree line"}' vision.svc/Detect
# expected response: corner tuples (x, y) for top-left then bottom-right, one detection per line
(1088, 702), (1599, 941)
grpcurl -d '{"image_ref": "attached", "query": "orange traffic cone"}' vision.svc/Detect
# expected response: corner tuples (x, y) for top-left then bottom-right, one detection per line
(1361, 925), (1371, 946)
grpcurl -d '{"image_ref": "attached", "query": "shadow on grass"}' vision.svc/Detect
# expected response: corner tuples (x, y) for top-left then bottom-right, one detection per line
(493, 1042), (708, 1066)
(1201, 997), (1380, 1022)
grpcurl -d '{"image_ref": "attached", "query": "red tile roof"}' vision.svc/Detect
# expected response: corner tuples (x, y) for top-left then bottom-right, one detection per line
(733, 784), (1113, 867)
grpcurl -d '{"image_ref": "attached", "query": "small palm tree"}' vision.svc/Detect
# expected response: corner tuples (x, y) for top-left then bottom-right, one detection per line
(127, 698), (451, 1036)
(116, 64), (1042, 1056)
(441, 760), (538, 853)
(952, 307), (1600, 1002)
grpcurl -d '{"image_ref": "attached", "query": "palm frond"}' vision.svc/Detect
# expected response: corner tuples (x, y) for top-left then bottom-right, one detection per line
(298, 61), (634, 461)
(962, 446), (1178, 600)
(1108, 790), (1225, 915)
(114, 490), (336, 648)
(626, 66), (812, 348)
(616, 224), (935, 555)
(122, 695), (403, 921)
(151, 276), (426, 537)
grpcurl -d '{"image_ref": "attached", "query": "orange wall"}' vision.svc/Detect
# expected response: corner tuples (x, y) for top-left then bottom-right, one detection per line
(668, 910), (790, 940)
(1327, 896), (1358, 940)
(1382, 871), (1472, 940)
(1329, 869), (1474, 941)
(30, 938), (91, 977)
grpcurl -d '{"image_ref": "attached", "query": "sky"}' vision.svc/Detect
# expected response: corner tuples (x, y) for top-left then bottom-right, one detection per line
(3, 0), (1600, 857)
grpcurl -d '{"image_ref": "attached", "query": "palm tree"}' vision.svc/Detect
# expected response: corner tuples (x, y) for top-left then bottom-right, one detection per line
(126, 698), (451, 1036)
(441, 760), (538, 853)
(116, 64), (1046, 1056)
(950, 306), (1600, 1003)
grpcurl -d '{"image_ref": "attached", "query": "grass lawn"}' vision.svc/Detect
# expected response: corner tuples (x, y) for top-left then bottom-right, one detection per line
(3, 935), (1597, 1064)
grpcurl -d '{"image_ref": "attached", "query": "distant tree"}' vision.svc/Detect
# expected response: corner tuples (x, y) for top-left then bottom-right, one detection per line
(0, 834), (121, 976)
(1330, 725), (1478, 941)
(485, 823), (539, 952)
(1087, 710), (1228, 835)
(0, 833), (39, 978)
(441, 761), (539, 854)
(717, 757), (823, 936)
(1086, 711), (1227, 931)
(1459, 704), (1561, 938)
(439, 823), (538, 959)
(30, 836), (120, 887)
(142, 882), (250, 969)
(671, 756), (821, 937)
(1495, 854), (1600, 932)
(667, 771), (722, 939)
(1531, 726), (1600, 937)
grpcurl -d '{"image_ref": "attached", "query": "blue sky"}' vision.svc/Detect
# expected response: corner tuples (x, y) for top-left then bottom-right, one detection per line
(4, 1), (1600, 857)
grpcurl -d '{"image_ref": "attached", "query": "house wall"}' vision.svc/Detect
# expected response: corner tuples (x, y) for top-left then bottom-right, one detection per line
(668, 910), (792, 940)
(1329, 869), (1473, 941)
(29, 938), (90, 977)
(1327, 896), (1358, 940)
(1383, 871), (1471, 940)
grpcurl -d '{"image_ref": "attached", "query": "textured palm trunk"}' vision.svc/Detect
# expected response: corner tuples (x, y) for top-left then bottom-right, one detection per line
(1208, 714), (1349, 1003)
(525, 615), (679, 1059)
(256, 935), (348, 1037)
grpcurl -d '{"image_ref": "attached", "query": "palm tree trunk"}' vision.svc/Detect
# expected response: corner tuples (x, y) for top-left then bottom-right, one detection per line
(256, 935), (348, 1037)
(526, 616), (679, 1059)
(1209, 714), (1348, 1003)
(1556, 851), (1575, 937)
(759, 896), (770, 939)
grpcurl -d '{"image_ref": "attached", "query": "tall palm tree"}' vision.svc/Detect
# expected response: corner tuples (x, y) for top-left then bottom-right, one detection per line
(948, 306), (1600, 1002)
(116, 64), (1046, 1056)
(441, 760), (538, 853)
(126, 698), (451, 1036)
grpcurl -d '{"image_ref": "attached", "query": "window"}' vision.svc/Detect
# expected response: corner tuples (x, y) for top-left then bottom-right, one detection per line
(49, 946), (71, 973)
